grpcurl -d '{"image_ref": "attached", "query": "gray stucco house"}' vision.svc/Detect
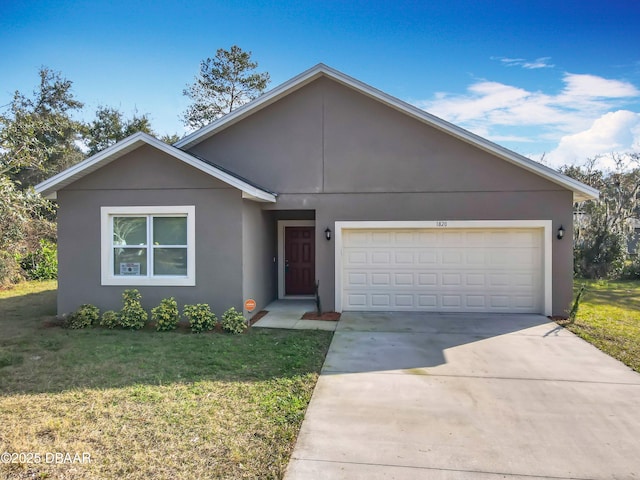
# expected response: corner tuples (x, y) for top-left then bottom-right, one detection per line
(36, 64), (598, 318)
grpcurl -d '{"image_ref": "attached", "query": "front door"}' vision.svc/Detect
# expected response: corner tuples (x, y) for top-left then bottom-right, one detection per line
(285, 226), (315, 295)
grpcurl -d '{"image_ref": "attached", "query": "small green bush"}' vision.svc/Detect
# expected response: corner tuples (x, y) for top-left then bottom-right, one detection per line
(152, 297), (179, 331)
(221, 307), (247, 334)
(66, 304), (100, 329)
(100, 310), (120, 329)
(183, 303), (217, 333)
(18, 239), (58, 280)
(119, 289), (148, 329)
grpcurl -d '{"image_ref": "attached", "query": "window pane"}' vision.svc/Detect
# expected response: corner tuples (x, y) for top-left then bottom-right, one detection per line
(153, 217), (187, 245)
(153, 248), (187, 275)
(113, 217), (147, 245)
(114, 248), (148, 275)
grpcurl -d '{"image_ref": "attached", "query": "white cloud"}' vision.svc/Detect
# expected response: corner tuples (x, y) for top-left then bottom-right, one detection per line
(545, 110), (640, 169)
(560, 74), (640, 98)
(418, 72), (640, 165)
(493, 56), (555, 69)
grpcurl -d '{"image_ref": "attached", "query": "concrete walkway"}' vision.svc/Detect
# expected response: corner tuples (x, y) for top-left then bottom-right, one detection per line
(252, 299), (337, 331)
(285, 312), (640, 479)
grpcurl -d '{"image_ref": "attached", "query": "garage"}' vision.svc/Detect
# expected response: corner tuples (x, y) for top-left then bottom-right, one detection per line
(336, 221), (550, 314)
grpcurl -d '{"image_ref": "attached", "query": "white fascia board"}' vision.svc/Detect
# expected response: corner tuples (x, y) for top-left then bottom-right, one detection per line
(35, 132), (276, 203)
(175, 63), (598, 202)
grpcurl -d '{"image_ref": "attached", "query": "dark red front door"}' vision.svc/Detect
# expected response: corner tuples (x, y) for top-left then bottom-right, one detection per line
(285, 226), (315, 295)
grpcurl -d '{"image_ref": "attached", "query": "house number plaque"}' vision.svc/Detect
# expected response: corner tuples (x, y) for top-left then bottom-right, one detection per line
(436, 221), (448, 227)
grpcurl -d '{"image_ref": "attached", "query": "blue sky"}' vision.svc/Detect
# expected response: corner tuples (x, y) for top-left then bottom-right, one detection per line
(2, 0), (639, 169)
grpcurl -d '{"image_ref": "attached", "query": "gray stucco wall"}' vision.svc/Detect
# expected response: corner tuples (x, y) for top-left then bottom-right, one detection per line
(270, 190), (573, 315)
(56, 146), (244, 316)
(241, 200), (277, 317)
(189, 77), (575, 316)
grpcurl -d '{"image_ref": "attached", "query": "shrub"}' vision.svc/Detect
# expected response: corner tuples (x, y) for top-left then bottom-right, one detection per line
(183, 303), (217, 333)
(66, 304), (100, 329)
(119, 289), (148, 329)
(0, 251), (24, 287)
(221, 307), (247, 334)
(100, 310), (120, 329)
(0, 176), (56, 285)
(568, 285), (586, 323)
(152, 297), (179, 331)
(621, 256), (640, 279)
(17, 239), (58, 280)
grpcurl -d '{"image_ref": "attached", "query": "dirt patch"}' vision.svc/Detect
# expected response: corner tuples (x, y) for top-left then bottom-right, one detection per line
(301, 311), (341, 321)
(41, 316), (65, 328)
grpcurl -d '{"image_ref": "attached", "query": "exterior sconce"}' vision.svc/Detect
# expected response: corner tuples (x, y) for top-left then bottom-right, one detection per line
(557, 225), (565, 240)
(325, 228), (332, 241)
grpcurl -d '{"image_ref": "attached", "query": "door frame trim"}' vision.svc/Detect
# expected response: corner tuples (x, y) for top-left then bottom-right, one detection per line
(277, 220), (316, 299)
(334, 220), (552, 315)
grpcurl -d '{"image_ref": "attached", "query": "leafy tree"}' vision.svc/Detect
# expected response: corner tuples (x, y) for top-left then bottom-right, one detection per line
(84, 107), (183, 153)
(182, 45), (270, 129)
(0, 176), (56, 285)
(160, 133), (182, 145)
(84, 106), (155, 156)
(0, 67), (84, 186)
(561, 154), (640, 278)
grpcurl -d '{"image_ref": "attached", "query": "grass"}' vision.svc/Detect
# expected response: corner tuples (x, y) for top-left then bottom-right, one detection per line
(0, 281), (333, 479)
(556, 279), (640, 373)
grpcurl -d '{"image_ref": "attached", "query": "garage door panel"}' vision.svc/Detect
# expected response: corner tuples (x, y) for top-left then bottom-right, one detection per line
(416, 251), (437, 264)
(418, 273), (437, 285)
(466, 295), (486, 307)
(346, 251), (367, 264)
(514, 296), (535, 308)
(371, 251), (391, 264)
(371, 273), (391, 285)
(342, 228), (542, 313)
(442, 273), (462, 285)
(346, 293), (367, 307)
(347, 272), (367, 286)
(394, 273), (413, 285)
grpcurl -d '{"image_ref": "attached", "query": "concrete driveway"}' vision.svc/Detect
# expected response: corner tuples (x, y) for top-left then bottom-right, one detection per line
(285, 312), (640, 479)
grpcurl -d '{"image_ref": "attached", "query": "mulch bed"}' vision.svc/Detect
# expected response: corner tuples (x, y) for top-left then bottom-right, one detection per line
(249, 310), (269, 326)
(301, 311), (341, 321)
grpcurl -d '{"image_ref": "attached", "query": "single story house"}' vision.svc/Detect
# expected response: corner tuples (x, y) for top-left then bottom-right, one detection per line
(36, 64), (599, 318)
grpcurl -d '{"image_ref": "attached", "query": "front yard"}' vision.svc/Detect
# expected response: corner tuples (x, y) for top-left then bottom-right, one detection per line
(556, 279), (640, 373)
(0, 281), (333, 479)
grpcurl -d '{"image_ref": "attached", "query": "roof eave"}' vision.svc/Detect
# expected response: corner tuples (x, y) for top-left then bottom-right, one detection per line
(174, 63), (599, 202)
(35, 132), (276, 202)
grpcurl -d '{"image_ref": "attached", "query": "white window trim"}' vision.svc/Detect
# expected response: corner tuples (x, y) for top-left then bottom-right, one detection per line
(334, 220), (552, 316)
(101, 206), (196, 286)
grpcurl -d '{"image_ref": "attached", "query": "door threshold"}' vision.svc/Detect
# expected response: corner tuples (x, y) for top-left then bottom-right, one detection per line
(281, 295), (315, 300)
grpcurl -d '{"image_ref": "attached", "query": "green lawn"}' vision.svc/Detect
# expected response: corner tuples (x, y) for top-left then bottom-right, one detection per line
(557, 279), (640, 373)
(0, 282), (333, 479)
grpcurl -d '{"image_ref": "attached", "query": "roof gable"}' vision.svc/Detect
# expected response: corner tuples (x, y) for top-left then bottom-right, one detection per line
(35, 132), (276, 202)
(176, 64), (598, 202)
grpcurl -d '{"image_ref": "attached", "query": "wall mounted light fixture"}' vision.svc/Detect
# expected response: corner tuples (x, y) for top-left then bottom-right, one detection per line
(325, 227), (332, 241)
(557, 225), (565, 240)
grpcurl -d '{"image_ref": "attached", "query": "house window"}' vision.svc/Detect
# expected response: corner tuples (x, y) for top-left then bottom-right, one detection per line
(101, 206), (195, 286)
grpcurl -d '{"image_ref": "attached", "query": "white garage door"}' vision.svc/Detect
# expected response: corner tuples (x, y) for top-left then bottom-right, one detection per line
(341, 228), (543, 313)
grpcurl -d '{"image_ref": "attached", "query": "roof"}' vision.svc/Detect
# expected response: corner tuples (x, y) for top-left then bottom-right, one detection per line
(34, 132), (277, 202)
(175, 63), (599, 202)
